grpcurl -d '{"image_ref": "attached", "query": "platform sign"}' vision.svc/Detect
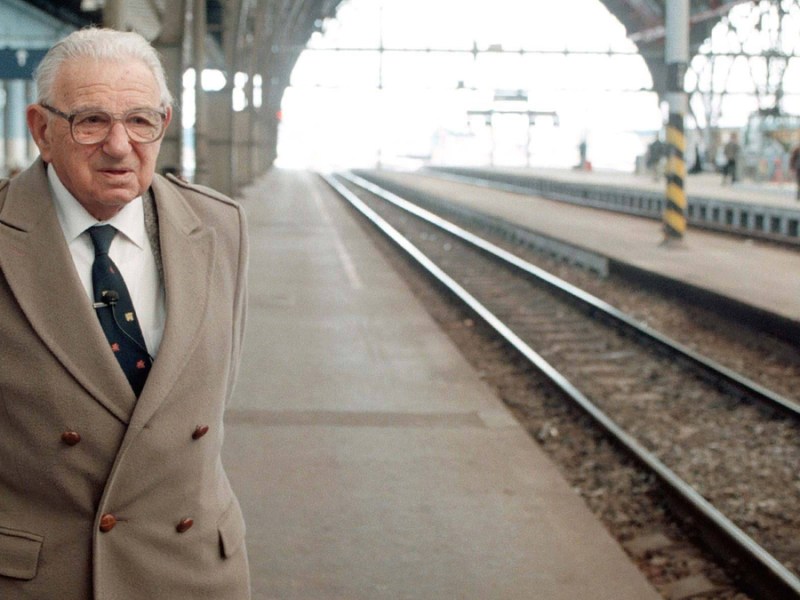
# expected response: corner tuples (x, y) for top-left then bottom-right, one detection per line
(0, 48), (48, 79)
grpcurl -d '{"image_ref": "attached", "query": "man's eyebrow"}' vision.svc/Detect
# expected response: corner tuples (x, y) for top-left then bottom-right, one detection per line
(69, 105), (162, 114)
(65, 104), (105, 113)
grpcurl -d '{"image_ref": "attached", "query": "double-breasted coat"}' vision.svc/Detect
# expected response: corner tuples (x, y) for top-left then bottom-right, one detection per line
(0, 158), (250, 599)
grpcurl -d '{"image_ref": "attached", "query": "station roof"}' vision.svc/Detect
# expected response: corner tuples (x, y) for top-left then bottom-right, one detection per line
(18, 0), (749, 52)
(17, 0), (100, 28)
(17, 0), (751, 96)
(605, 0), (750, 48)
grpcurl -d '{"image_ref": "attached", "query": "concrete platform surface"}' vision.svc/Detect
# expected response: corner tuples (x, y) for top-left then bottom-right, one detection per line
(224, 168), (661, 600)
(372, 169), (800, 323)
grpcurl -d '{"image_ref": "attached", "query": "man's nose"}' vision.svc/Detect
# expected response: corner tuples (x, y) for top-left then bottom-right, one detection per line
(102, 121), (132, 155)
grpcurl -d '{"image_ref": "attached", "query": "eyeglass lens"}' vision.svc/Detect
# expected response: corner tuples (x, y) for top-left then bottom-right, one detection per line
(72, 110), (165, 144)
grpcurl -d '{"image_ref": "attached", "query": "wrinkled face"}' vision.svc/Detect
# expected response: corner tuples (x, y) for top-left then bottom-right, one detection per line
(27, 57), (171, 221)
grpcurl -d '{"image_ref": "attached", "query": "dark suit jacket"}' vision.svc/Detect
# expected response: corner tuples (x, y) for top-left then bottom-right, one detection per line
(0, 158), (250, 599)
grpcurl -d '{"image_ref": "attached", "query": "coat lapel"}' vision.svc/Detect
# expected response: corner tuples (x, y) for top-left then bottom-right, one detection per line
(128, 175), (216, 430)
(0, 160), (135, 421)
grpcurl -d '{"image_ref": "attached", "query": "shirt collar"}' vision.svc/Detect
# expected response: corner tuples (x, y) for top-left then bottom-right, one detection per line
(48, 163), (147, 249)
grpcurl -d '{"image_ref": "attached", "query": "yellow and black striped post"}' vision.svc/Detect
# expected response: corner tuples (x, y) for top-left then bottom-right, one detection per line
(662, 0), (689, 242)
(664, 112), (687, 238)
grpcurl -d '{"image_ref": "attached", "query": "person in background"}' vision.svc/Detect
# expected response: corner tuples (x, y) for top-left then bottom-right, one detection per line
(689, 143), (704, 174)
(646, 138), (665, 181)
(790, 143), (800, 201)
(0, 27), (250, 599)
(721, 132), (741, 184)
(577, 137), (587, 170)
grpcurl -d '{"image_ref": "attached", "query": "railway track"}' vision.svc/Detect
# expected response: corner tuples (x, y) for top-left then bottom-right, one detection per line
(321, 171), (800, 600)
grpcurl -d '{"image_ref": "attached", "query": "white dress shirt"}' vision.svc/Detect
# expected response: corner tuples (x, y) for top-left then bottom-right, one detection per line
(48, 164), (165, 356)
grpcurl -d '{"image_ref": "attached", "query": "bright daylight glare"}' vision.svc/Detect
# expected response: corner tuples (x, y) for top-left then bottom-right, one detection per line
(272, 0), (800, 173)
(276, 0), (662, 171)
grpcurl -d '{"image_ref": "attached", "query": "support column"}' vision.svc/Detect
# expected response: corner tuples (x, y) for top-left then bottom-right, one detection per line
(3, 81), (9, 174)
(207, 87), (233, 196)
(153, 0), (187, 177)
(25, 80), (36, 164)
(662, 1), (689, 241)
(233, 108), (251, 190)
(257, 106), (276, 174)
(239, 74), (255, 187)
(5, 80), (27, 173)
(263, 77), (282, 169)
(102, 0), (125, 29)
(155, 41), (183, 176)
(249, 2), (267, 179)
(251, 110), (266, 176)
(192, 0), (209, 185)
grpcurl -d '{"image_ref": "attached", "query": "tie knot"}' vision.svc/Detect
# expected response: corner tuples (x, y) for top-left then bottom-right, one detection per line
(88, 225), (117, 256)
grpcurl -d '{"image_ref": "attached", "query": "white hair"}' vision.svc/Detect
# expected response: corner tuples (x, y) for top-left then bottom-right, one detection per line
(34, 27), (173, 107)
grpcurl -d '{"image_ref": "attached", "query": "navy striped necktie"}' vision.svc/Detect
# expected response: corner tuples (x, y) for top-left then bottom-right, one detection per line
(88, 225), (152, 396)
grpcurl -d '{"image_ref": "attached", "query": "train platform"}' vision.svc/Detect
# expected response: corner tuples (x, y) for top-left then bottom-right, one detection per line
(367, 167), (800, 326)
(222, 168), (662, 600)
(446, 165), (800, 209)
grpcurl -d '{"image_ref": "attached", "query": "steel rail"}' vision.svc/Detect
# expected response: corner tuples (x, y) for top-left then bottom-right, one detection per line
(321, 170), (800, 600)
(342, 170), (800, 420)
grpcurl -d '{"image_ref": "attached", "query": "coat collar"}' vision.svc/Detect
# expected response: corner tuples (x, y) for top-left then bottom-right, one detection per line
(0, 159), (216, 424)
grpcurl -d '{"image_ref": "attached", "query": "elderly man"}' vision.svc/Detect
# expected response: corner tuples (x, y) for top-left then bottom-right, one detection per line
(0, 28), (249, 599)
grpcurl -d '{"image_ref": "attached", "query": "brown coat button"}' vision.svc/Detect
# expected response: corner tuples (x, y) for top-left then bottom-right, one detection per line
(99, 514), (117, 532)
(192, 425), (209, 440)
(176, 518), (194, 533)
(61, 431), (81, 446)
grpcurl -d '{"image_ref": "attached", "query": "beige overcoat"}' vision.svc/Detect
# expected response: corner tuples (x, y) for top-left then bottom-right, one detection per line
(0, 159), (250, 599)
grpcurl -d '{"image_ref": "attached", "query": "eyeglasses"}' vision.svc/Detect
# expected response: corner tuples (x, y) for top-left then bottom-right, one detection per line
(41, 103), (167, 145)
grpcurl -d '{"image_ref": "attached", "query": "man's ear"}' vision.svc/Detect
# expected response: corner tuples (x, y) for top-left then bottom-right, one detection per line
(26, 104), (52, 162)
(163, 105), (173, 130)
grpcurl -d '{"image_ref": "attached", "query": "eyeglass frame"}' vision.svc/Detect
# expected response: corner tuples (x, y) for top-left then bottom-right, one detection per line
(39, 103), (168, 145)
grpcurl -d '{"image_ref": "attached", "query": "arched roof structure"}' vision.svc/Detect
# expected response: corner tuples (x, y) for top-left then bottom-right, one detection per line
(205, 0), (751, 102)
(19, 0), (750, 88)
